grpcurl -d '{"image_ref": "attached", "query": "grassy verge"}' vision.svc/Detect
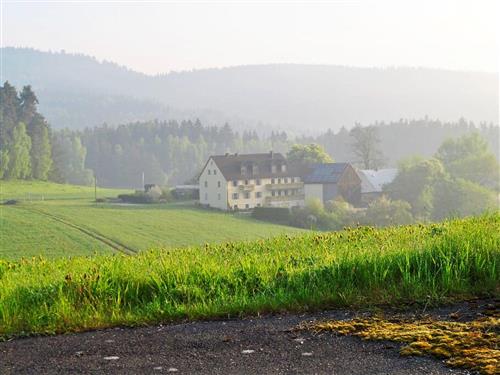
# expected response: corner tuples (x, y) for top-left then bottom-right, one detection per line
(0, 214), (498, 337)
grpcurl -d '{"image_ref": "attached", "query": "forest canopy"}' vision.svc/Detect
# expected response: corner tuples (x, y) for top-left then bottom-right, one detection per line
(1, 82), (499, 190)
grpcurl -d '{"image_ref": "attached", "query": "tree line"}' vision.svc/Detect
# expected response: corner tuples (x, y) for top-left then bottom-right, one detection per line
(1, 82), (499, 193)
(0, 82), (92, 185)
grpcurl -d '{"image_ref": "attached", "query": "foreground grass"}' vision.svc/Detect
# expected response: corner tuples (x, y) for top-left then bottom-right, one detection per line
(0, 214), (498, 337)
(0, 200), (304, 259)
(311, 315), (499, 374)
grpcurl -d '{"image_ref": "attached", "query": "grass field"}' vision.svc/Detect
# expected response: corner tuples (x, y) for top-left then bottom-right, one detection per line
(0, 214), (498, 337)
(0, 181), (305, 259)
(0, 179), (131, 201)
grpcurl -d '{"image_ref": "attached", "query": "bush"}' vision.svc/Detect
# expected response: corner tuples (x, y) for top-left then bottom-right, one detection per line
(252, 207), (291, 224)
(160, 187), (174, 202)
(3, 200), (19, 205)
(362, 196), (414, 227)
(118, 192), (156, 204)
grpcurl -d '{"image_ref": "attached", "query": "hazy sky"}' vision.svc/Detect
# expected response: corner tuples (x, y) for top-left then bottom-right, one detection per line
(2, 0), (499, 75)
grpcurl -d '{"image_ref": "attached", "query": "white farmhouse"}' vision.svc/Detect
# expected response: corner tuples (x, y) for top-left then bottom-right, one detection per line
(198, 152), (306, 210)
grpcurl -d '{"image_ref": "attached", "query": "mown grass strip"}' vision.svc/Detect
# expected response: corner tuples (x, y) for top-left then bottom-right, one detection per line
(0, 214), (498, 338)
(16, 205), (137, 255)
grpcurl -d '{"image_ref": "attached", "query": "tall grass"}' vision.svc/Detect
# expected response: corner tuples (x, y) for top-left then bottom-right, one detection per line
(0, 214), (498, 337)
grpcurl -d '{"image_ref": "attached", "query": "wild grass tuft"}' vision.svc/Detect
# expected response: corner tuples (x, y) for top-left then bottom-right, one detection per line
(0, 214), (498, 337)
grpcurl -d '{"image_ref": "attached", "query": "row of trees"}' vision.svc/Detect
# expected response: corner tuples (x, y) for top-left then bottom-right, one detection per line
(287, 133), (499, 229)
(2, 82), (499, 199)
(0, 82), (93, 185)
(0, 83), (51, 179)
(387, 132), (499, 221)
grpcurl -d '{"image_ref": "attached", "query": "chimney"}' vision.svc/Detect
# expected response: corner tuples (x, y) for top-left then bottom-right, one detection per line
(269, 150), (274, 159)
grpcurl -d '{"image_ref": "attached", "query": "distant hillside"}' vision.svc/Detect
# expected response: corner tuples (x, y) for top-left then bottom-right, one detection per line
(3, 47), (498, 131)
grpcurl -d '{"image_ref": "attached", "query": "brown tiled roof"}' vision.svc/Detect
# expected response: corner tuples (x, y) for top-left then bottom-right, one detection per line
(210, 152), (308, 180)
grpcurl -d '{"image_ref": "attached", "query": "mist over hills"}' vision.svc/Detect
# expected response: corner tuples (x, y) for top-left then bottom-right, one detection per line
(3, 47), (498, 132)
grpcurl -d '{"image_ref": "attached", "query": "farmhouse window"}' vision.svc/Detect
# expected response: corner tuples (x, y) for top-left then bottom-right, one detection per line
(217, 181), (221, 188)
(256, 192), (262, 198)
(204, 181), (208, 187)
(245, 204), (250, 209)
(244, 192), (250, 199)
(233, 180), (238, 187)
(208, 170), (211, 175)
(232, 193), (239, 199)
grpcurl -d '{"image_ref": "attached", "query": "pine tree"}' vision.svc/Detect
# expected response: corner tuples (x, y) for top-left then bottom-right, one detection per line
(29, 114), (52, 180)
(19, 85), (38, 125)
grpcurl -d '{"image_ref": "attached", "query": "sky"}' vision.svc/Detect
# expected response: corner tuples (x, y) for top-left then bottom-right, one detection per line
(1, 0), (499, 75)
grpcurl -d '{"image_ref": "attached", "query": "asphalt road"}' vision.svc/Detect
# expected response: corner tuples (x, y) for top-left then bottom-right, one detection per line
(0, 308), (473, 375)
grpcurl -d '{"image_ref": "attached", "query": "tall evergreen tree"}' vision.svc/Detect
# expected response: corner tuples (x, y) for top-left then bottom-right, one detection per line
(29, 114), (52, 180)
(19, 85), (38, 125)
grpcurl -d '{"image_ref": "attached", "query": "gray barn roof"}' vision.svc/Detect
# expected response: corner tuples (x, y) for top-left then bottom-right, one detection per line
(303, 163), (350, 184)
(358, 169), (398, 193)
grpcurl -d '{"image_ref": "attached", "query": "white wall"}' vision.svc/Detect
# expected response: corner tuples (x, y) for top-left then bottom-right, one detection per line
(304, 183), (323, 203)
(199, 158), (228, 210)
(227, 177), (270, 210)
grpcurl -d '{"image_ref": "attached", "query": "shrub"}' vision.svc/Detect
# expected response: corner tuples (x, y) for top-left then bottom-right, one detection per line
(362, 196), (414, 227)
(118, 192), (156, 204)
(252, 206), (290, 223)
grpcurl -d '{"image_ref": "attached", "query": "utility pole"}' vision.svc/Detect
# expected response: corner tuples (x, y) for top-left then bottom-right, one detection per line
(94, 173), (97, 202)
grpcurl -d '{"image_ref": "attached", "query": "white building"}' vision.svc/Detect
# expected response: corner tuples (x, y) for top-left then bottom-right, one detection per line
(198, 152), (306, 210)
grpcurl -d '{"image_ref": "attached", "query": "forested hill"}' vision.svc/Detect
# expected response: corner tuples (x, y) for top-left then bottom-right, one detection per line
(3, 47), (498, 131)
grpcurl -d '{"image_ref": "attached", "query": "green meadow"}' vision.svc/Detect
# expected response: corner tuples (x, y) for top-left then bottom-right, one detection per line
(0, 181), (304, 260)
(0, 214), (498, 337)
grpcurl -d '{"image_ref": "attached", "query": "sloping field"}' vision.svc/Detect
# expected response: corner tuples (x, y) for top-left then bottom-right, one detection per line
(0, 199), (305, 260)
(0, 206), (116, 259)
(0, 214), (498, 337)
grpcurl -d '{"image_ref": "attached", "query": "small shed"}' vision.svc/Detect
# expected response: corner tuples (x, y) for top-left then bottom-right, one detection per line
(304, 163), (361, 205)
(357, 168), (398, 205)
